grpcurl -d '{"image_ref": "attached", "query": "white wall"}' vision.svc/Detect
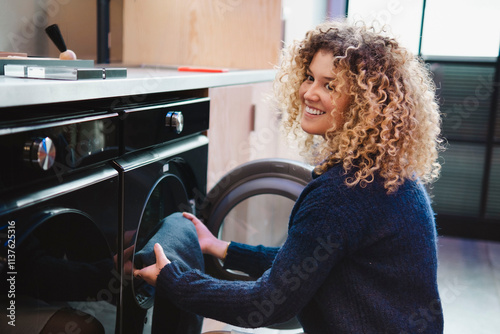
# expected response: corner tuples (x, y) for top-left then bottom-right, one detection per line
(0, 0), (49, 56)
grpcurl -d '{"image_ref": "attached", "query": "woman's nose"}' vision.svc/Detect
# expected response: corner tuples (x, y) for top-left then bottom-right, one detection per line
(303, 83), (319, 101)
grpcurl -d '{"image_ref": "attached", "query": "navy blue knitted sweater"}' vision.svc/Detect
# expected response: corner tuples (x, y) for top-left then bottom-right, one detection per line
(156, 164), (444, 333)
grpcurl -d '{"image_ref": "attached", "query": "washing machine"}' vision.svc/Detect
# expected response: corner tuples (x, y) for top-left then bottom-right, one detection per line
(113, 97), (210, 333)
(0, 106), (121, 333)
(113, 96), (311, 333)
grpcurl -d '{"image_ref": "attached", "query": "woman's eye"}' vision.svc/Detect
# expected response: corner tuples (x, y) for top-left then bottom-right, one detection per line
(325, 83), (334, 91)
(305, 75), (314, 82)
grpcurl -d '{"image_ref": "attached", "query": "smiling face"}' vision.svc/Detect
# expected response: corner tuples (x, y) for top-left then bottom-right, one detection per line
(299, 50), (351, 136)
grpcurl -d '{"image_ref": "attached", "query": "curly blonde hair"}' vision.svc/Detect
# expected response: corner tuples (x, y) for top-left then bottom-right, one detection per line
(274, 20), (444, 193)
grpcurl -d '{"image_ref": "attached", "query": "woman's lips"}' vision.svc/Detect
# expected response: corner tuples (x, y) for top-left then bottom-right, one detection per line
(305, 106), (326, 115)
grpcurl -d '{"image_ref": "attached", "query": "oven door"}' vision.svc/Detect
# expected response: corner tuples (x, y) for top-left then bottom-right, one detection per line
(199, 158), (312, 330)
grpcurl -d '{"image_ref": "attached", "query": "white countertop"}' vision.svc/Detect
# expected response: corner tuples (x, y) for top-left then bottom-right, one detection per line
(0, 66), (276, 108)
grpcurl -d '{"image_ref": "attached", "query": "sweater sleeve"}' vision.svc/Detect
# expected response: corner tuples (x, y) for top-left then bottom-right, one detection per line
(155, 178), (352, 328)
(222, 242), (280, 278)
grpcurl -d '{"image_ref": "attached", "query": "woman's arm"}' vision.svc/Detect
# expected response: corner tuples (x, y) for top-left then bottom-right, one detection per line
(154, 211), (345, 328)
(223, 242), (280, 278)
(183, 212), (280, 276)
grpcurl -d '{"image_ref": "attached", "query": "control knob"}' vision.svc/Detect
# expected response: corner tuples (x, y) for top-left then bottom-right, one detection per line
(24, 137), (56, 170)
(165, 111), (184, 134)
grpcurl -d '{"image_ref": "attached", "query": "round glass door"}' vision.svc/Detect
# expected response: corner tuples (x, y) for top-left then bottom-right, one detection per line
(7, 209), (115, 333)
(200, 159), (312, 330)
(200, 159), (312, 281)
(220, 194), (293, 247)
(132, 174), (190, 309)
(218, 194), (295, 279)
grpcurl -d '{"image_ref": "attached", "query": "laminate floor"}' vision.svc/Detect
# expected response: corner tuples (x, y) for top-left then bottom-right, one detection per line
(202, 236), (500, 334)
(436, 236), (500, 333)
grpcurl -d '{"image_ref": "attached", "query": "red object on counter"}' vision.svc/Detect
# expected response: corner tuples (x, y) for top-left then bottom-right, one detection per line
(177, 66), (229, 73)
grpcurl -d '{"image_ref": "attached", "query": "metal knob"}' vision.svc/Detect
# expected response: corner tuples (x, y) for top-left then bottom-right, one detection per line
(24, 137), (56, 170)
(165, 111), (184, 134)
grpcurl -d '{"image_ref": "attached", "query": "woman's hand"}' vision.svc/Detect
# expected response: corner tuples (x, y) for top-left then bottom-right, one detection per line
(133, 243), (170, 287)
(182, 212), (230, 260)
(114, 229), (136, 275)
(116, 244), (135, 276)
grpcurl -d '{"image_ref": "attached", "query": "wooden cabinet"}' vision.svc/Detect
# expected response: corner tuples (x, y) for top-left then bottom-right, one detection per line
(122, 0), (282, 69)
(206, 84), (253, 189)
(206, 82), (302, 190)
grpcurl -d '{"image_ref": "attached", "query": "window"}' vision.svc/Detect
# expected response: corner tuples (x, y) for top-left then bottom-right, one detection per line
(348, 0), (500, 57)
(348, 0), (424, 54)
(421, 0), (500, 57)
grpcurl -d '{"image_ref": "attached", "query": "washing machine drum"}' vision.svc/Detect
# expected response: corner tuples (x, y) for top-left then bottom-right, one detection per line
(199, 158), (313, 281)
(199, 159), (312, 330)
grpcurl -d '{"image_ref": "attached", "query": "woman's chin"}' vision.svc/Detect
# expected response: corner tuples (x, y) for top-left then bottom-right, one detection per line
(300, 120), (326, 136)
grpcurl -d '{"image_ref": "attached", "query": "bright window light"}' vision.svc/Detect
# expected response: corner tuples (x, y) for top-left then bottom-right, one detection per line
(421, 0), (500, 57)
(348, 0), (424, 55)
(348, 0), (500, 57)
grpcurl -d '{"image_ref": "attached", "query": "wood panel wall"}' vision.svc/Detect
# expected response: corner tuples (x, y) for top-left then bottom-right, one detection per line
(122, 0), (282, 69)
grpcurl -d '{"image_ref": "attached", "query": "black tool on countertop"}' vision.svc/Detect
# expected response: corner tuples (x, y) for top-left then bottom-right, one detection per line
(45, 24), (67, 52)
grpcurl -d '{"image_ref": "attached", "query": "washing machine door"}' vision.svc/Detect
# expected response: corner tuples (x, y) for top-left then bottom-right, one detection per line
(199, 158), (312, 330)
(199, 158), (313, 281)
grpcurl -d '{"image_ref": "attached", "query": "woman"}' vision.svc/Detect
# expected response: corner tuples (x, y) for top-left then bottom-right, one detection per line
(135, 20), (445, 333)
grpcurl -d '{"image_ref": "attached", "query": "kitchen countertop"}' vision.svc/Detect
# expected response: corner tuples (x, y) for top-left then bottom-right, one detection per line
(0, 66), (276, 108)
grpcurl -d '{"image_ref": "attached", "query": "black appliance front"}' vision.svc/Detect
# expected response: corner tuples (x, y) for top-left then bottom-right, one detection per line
(114, 135), (209, 334)
(0, 112), (121, 333)
(0, 112), (120, 192)
(0, 167), (119, 333)
(121, 97), (210, 153)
